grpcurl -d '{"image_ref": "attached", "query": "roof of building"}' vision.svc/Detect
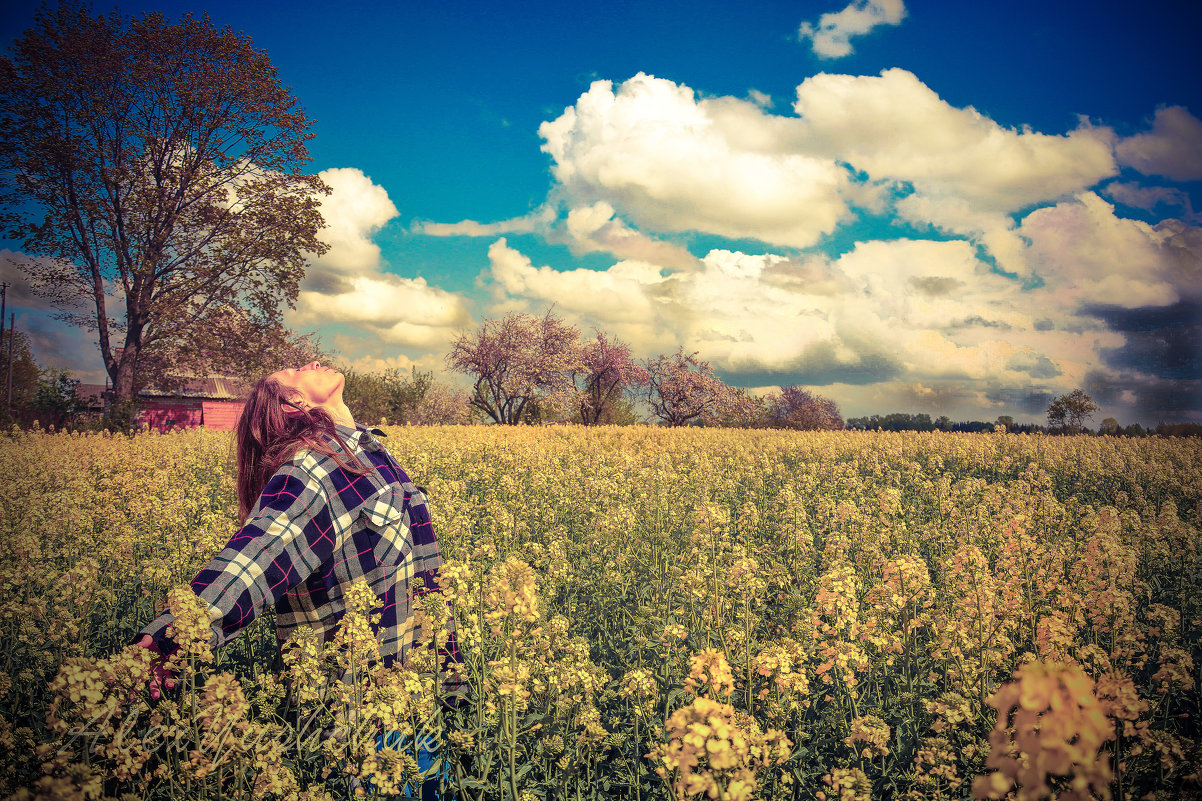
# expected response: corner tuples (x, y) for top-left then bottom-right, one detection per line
(76, 384), (109, 405)
(138, 377), (250, 400)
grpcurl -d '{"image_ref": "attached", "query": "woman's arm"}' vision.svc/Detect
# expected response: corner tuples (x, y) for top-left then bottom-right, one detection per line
(135, 459), (342, 655)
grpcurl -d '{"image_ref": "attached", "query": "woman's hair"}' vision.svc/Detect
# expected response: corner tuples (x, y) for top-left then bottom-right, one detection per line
(234, 376), (371, 520)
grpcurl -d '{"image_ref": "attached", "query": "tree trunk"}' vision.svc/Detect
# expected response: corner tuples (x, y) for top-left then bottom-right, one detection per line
(106, 337), (140, 427)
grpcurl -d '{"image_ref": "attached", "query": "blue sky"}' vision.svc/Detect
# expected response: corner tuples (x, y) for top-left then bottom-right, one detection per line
(2, 0), (1200, 425)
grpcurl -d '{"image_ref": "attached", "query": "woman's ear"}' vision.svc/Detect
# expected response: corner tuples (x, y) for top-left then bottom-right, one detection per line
(282, 397), (307, 417)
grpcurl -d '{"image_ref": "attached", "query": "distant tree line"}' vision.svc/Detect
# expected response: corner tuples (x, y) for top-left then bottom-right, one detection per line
(845, 413), (1040, 434)
(846, 389), (1201, 437)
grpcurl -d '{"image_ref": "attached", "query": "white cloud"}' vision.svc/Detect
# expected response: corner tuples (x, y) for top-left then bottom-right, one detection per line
(478, 237), (1074, 391)
(421, 69), (1126, 284)
(485, 238), (666, 325)
(292, 168), (473, 353)
(563, 202), (701, 270)
(297, 274), (467, 329)
(295, 272), (471, 351)
(413, 206), (556, 237)
(311, 167), (399, 273)
(893, 195), (1031, 277)
(474, 227), (1198, 425)
(328, 342), (450, 377)
(538, 74), (853, 249)
(798, 0), (907, 59)
(791, 69), (1117, 213)
(342, 352), (420, 373)
(524, 69), (1119, 264)
(1116, 106), (1202, 181)
(1020, 192), (1187, 309)
(747, 89), (773, 109)
(403, 71), (1197, 424)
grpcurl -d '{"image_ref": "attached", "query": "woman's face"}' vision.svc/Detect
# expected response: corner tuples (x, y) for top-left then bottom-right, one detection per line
(271, 361), (345, 409)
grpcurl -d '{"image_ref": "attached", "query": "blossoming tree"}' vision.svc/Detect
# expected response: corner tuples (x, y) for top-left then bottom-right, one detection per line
(762, 385), (845, 430)
(643, 348), (751, 427)
(446, 308), (581, 424)
(572, 332), (649, 425)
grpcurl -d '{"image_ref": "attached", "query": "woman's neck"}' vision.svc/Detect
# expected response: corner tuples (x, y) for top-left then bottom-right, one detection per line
(316, 398), (356, 428)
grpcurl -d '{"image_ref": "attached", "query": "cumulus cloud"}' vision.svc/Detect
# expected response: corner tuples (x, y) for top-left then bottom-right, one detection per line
(893, 196), (1031, 277)
(563, 202), (700, 270)
(485, 238), (666, 325)
(422, 69), (1126, 283)
(340, 350), (438, 375)
(309, 167), (399, 275)
(473, 220), (1200, 423)
(538, 74), (854, 249)
(747, 89), (773, 109)
(798, 0), (907, 59)
(1157, 220), (1202, 300)
(519, 70), (1118, 264)
(291, 168), (472, 353)
(295, 273), (470, 350)
(406, 70), (1197, 423)
(791, 69), (1117, 213)
(1020, 192), (1191, 309)
(298, 274), (465, 328)
(1116, 106), (1202, 181)
(478, 237), (1086, 396)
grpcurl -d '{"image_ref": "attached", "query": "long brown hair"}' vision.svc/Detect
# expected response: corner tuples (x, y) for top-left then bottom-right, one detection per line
(235, 376), (372, 520)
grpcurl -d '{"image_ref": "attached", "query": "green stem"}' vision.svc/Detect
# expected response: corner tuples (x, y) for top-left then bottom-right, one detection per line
(507, 639), (519, 801)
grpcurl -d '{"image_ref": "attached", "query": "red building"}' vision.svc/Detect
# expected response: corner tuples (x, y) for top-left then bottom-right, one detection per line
(137, 377), (249, 432)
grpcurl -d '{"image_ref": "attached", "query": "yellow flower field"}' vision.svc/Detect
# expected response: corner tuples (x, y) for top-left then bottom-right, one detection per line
(1, 425), (1199, 800)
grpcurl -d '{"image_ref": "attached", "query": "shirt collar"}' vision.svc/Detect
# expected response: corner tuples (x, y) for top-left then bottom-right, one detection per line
(334, 421), (385, 453)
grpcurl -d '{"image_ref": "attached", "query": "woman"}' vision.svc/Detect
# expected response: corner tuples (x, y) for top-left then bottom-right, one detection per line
(135, 361), (461, 797)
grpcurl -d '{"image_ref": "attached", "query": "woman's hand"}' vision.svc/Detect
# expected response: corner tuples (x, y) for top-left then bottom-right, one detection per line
(135, 634), (176, 699)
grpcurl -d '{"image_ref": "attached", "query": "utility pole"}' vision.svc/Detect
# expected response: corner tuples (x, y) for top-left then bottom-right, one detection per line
(0, 282), (8, 362)
(0, 285), (7, 418)
(6, 313), (13, 412)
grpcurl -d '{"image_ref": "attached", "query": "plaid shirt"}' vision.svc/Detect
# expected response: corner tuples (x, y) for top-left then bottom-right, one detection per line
(138, 422), (462, 695)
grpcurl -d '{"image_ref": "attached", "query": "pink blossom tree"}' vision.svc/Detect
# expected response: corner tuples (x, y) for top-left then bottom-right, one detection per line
(572, 332), (649, 425)
(643, 348), (748, 427)
(445, 309), (581, 424)
(761, 385), (844, 430)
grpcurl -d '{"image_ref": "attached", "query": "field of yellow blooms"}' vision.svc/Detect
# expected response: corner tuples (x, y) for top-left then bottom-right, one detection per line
(1, 424), (1199, 801)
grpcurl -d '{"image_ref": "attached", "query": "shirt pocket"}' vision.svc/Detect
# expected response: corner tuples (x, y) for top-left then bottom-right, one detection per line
(358, 487), (413, 567)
